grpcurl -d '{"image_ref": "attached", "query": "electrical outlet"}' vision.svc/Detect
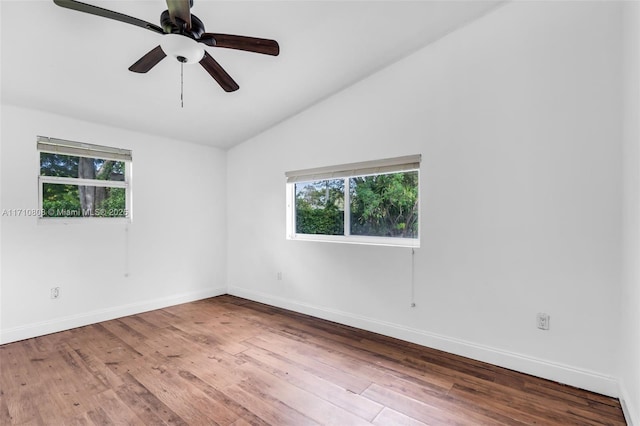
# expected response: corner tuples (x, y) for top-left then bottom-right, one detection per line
(276, 272), (283, 281)
(50, 287), (60, 299)
(536, 312), (550, 330)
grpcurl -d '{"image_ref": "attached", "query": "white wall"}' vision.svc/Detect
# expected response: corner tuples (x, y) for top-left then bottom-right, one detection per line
(622, 2), (640, 424)
(227, 2), (623, 396)
(0, 105), (227, 344)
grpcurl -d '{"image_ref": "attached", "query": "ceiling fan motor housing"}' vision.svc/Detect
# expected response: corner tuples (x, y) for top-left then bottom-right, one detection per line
(159, 11), (206, 64)
(160, 10), (205, 39)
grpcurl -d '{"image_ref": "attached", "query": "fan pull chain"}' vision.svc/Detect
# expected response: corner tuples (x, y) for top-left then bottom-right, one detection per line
(178, 56), (187, 108)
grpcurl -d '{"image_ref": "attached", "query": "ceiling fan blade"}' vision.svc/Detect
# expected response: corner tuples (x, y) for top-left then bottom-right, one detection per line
(166, 0), (192, 30)
(128, 46), (167, 73)
(53, 0), (164, 35)
(199, 52), (239, 92)
(199, 33), (280, 56)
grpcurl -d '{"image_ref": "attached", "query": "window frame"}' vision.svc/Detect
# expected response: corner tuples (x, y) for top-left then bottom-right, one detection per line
(37, 136), (133, 224)
(286, 156), (420, 248)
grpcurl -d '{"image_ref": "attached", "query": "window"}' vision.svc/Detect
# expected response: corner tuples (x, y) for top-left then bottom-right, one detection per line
(286, 155), (420, 247)
(37, 136), (132, 221)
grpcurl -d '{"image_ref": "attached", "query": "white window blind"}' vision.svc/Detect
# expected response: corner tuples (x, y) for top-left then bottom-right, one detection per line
(37, 136), (132, 162)
(285, 154), (421, 183)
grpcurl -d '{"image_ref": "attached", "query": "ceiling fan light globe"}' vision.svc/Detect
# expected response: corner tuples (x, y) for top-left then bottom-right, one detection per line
(160, 34), (204, 64)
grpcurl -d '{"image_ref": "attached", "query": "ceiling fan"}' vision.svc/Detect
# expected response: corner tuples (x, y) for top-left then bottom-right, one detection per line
(53, 0), (280, 93)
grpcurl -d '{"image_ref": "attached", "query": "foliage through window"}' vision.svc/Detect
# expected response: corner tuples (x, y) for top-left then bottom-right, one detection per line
(295, 179), (345, 235)
(38, 137), (132, 220)
(287, 156), (420, 247)
(349, 171), (419, 238)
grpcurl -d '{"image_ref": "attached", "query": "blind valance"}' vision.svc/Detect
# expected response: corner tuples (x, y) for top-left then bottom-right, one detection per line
(285, 154), (421, 183)
(37, 136), (132, 162)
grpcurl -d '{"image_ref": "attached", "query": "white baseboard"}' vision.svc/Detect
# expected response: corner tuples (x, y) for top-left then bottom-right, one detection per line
(228, 286), (620, 398)
(0, 287), (227, 345)
(620, 384), (639, 426)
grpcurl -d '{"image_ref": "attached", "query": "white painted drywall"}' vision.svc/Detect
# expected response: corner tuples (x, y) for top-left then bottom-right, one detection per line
(621, 2), (640, 424)
(227, 1), (623, 396)
(0, 105), (227, 343)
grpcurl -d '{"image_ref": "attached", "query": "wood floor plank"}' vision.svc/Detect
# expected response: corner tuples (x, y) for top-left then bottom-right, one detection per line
(222, 383), (319, 426)
(234, 359), (373, 426)
(450, 378), (625, 426)
(252, 327), (455, 399)
(229, 417), (257, 426)
(0, 296), (626, 425)
(172, 320), (251, 355)
(72, 345), (124, 390)
(118, 372), (188, 425)
(135, 308), (181, 329)
(0, 341), (44, 421)
(131, 363), (240, 425)
(86, 389), (146, 425)
(66, 411), (99, 426)
(172, 349), (250, 390)
(176, 369), (271, 426)
(372, 407), (428, 426)
(363, 383), (511, 426)
(446, 382), (564, 425)
(269, 319), (461, 392)
(286, 323), (481, 391)
(117, 314), (170, 337)
(0, 389), (12, 425)
(3, 387), (46, 425)
(113, 379), (182, 425)
(524, 379), (626, 420)
(245, 334), (374, 394)
(84, 407), (112, 425)
(239, 345), (384, 421)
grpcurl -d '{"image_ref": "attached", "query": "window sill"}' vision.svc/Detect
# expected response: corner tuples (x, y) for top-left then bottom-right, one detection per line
(38, 217), (132, 225)
(287, 233), (419, 248)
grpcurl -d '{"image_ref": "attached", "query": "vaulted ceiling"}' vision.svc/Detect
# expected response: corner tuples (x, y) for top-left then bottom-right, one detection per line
(1, 1), (502, 149)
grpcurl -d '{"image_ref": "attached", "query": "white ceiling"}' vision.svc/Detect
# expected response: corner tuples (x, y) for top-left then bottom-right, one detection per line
(1, 0), (502, 149)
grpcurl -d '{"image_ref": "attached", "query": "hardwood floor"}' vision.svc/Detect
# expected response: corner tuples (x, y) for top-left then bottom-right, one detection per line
(0, 295), (626, 425)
